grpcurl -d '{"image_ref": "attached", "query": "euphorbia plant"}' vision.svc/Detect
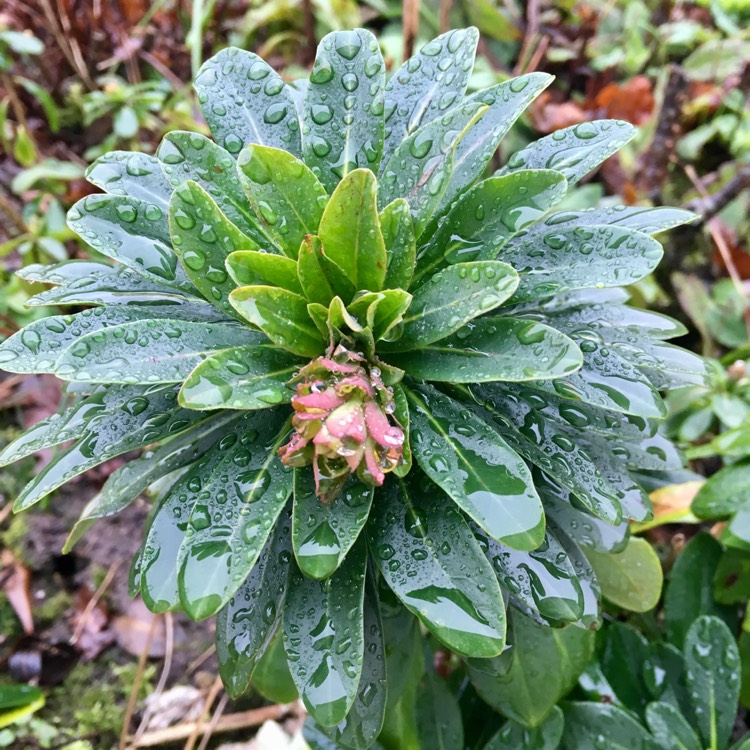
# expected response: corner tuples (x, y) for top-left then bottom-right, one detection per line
(0, 27), (704, 747)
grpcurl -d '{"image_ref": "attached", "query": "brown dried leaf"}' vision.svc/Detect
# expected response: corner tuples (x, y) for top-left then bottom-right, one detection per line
(0, 549), (34, 634)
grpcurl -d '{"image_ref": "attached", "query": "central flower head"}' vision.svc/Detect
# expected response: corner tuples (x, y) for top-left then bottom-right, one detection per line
(278, 345), (405, 501)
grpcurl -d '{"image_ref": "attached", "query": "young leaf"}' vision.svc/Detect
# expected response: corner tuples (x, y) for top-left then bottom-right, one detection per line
(347, 289), (412, 341)
(179, 345), (301, 410)
(406, 384), (544, 550)
(237, 144), (328, 257)
(500, 119), (637, 186)
(389, 261), (519, 349)
(194, 47), (301, 157)
(380, 198), (416, 290)
(229, 285), (325, 357)
(297, 235), (355, 305)
(292, 470), (373, 579)
(318, 169), (387, 292)
(382, 28), (479, 163)
(367, 473), (506, 658)
(283, 539), (367, 726)
(225, 250), (303, 294)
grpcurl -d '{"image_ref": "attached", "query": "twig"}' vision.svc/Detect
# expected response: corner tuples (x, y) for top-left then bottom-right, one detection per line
(686, 165), (750, 225)
(195, 693), (228, 750)
(403, 0), (421, 60)
(70, 560), (120, 646)
(514, 0), (540, 75)
(132, 703), (299, 748)
(183, 676), (223, 750)
(302, 0), (316, 65)
(186, 644), (215, 675)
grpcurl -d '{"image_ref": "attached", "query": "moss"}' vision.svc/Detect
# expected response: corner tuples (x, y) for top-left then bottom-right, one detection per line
(0, 513), (30, 565)
(35, 590), (73, 625)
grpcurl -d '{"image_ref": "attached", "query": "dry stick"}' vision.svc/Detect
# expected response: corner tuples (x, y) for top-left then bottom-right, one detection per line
(133, 703), (299, 748)
(119, 615), (158, 750)
(514, 0), (540, 75)
(55, 0), (96, 89)
(186, 644), (216, 675)
(70, 560), (120, 646)
(195, 693), (229, 750)
(182, 675), (223, 750)
(525, 34), (550, 75)
(686, 165), (750, 225)
(403, 0), (421, 61)
(302, 0), (316, 65)
(438, 0), (453, 35)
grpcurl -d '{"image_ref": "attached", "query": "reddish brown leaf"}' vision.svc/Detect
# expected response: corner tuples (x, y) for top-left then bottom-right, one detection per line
(0, 549), (34, 634)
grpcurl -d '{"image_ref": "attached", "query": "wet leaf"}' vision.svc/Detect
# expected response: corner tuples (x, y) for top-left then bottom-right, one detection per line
(297, 235), (355, 305)
(644, 702), (701, 750)
(380, 198), (416, 291)
(86, 151), (173, 208)
(482, 706), (564, 750)
(225, 249), (303, 294)
(561, 702), (654, 749)
(414, 657), (463, 750)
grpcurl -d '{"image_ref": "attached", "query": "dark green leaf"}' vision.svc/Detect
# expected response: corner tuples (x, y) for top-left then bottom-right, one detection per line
(194, 47), (301, 157)
(693, 461), (750, 519)
(599, 621), (651, 716)
(292, 470), (373, 580)
(482, 707), (564, 750)
(561, 703), (655, 750)
(229, 285), (325, 357)
(367, 473), (506, 658)
(414, 170), (567, 284)
(685, 616), (741, 750)
(283, 539), (367, 726)
(179, 345), (300, 410)
(414, 659), (464, 750)
(382, 27), (478, 163)
(467, 609), (594, 727)
(252, 629), (299, 703)
(380, 199), (417, 291)
(237, 144), (327, 257)
(318, 169), (388, 291)
(385, 317), (582, 383)
(644, 702), (701, 750)
(303, 29), (385, 191)
(406, 384), (544, 549)
(390, 261), (518, 349)
(501, 120), (636, 186)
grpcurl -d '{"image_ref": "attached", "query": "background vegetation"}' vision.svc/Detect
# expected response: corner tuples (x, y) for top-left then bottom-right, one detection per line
(1, 0), (750, 747)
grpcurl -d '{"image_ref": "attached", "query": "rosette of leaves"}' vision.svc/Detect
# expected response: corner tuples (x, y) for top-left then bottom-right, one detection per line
(0, 27), (704, 746)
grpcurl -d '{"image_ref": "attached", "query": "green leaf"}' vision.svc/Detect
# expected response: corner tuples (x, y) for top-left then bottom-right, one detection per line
(586, 537), (662, 613)
(194, 47), (301, 157)
(318, 169), (387, 292)
(599, 621), (651, 716)
(225, 249), (303, 294)
(561, 703), (654, 749)
(406, 384), (544, 549)
(252, 629), (299, 703)
(392, 385), (412, 478)
(67, 195), (194, 292)
(714, 548), (750, 605)
(237, 144), (327, 257)
(302, 29), (385, 191)
(382, 27), (478, 163)
(283, 539), (367, 726)
(347, 289), (412, 341)
(367, 472), (506, 658)
(664, 533), (737, 649)
(179, 345), (300, 410)
(216, 505), (292, 697)
(297, 235), (355, 305)
(169, 180), (258, 320)
(685, 616), (741, 750)
(467, 609), (594, 727)
(157, 131), (271, 247)
(475, 524), (584, 625)
(229, 285), (325, 357)
(482, 706), (564, 750)
(86, 151), (173, 207)
(292, 470), (373, 580)
(378, 100), (488, 235)
(54, 319), (259, 385)
(501, 120), (636, 187)
(693, 461), (750, 518)
(176, 414), (292, 619)
(501, 226), (663, 302)
(380, 198), (416, 290)
(435, 73), (553, 218)
(389, 261), (518, 349)
(414, 658), (464, 750)
(385, 317), (582, 383)
(414, 170), (568, 284)
(645, 702), (701, 750)
(320, 574), (387, 749)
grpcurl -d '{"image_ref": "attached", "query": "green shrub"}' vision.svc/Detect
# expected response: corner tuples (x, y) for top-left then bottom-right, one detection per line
(0, 26), (703, 746)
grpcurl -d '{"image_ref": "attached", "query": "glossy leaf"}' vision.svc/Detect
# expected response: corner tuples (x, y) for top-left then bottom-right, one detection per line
(237, 144), (327, 257)
(467, 609), (594, 727)
(54, 319), (260, 385)
(382, 27), (478, 163)
(501, 120), (636, 186)
(414, 170), (567, 284)
(86, 151), (173, 207)
(385, 317), (582, 383)
(292, 470), (373, 579)
(179, 345), (300, 410)
(318, 169), (387, 292)
(391, 261), (519, 350)
(407, 384), (544, 549)
(367, 473), (506, 658)
(685, 615), (741, 750)
(645, 702), (701, 750)
(348, 290), (412, 342)
(194, 47), (301, 157)
(380, 198), (416, 291)
(297, 235), (355, 305)
(414, 659), (464, 750)
(225, 249), (303, 294)
(561, 703), (655, 750)
(169, 180), (258, 320)
(303, 29), (385, 191)
(252, 629), (299, 703)
(483, 707), (564, 750)
(283, 539), (367, 726)
(216, 505), (292, 697)
(229, 285), (325, 357)
(586, 537), (662, 613)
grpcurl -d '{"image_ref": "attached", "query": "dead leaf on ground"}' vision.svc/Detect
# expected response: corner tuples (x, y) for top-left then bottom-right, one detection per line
(71, 586), (116, 660)
(590, 75), (655, 125)
(634, 480), (704, 532)
(113, 597), (167, 658)
(529, 91), (587, 133)
(0, 549), (34, 635)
